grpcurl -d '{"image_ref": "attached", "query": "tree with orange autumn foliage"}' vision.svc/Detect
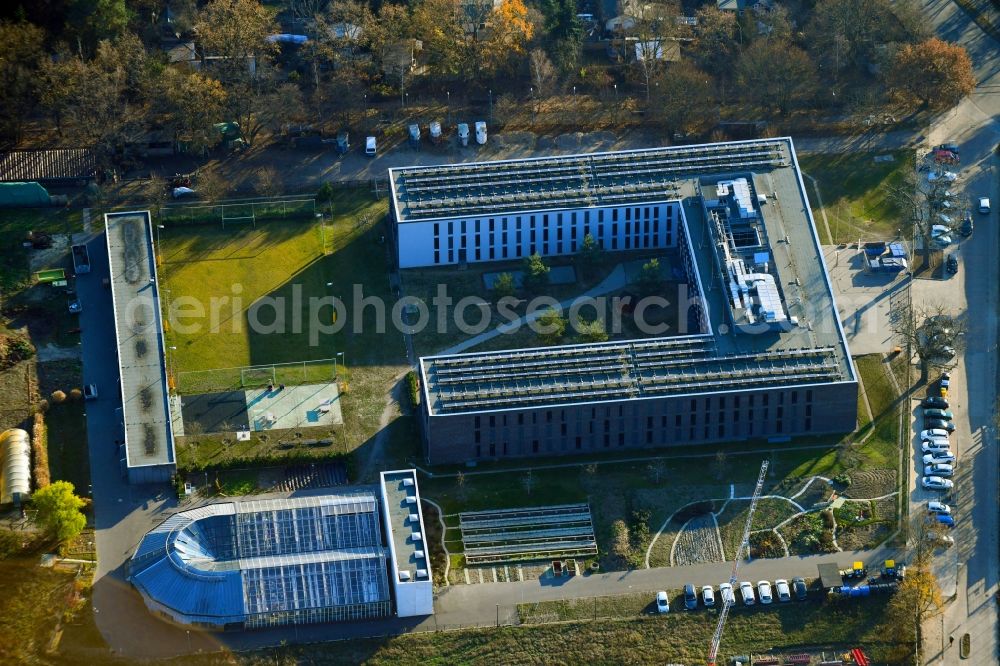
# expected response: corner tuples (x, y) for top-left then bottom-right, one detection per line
(889, 38), (975, 108)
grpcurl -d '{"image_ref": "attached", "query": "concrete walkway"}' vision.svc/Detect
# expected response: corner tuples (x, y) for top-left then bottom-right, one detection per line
(436, 263), (628, 356)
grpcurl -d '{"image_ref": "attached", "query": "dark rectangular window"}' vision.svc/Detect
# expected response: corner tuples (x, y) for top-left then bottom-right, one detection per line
(618, 432), (625, 446)
(675, 414), (682, 427)
(561, 423), (567, 436)
(489, 443), (495, 456)
(518, 414), (524, 425)
(532, 441), (539, 453)
(646, 430), (653, 444)
(806, 390), (813, 402)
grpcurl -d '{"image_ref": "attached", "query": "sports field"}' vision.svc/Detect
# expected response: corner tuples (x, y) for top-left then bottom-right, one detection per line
(159, 190), (393, 385)
(159, 189), (410, 463)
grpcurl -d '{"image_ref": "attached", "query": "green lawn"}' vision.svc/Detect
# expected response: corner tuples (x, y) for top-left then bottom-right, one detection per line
(160, 189), (412, 469)
(799, 151), (913, 245)
(401, 249), (677, 357)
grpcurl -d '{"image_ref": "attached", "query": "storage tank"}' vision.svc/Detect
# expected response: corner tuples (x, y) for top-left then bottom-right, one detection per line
(0, 428), (31, 505)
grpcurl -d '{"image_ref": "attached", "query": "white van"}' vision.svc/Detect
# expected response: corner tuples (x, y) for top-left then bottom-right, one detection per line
(475, 121), (487, 145)
(365, 136), (376, 156)
(457, 123), (470, 147)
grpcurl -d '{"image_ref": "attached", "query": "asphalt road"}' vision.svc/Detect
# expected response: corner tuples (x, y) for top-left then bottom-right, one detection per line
(910, 2), (1000, 664)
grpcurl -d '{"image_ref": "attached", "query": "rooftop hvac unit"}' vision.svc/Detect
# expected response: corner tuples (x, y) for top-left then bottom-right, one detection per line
(405, 496), (417, 505)
(412, 532), (423, 541)
(408, 513), (420, 524)
(415, 550), (425, 559)
(416, 569), (429, 579)
(399, 570), (411, 581)
(403, 479), (414, 487)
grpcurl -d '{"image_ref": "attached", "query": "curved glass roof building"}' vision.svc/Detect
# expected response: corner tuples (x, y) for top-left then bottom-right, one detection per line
(129, 493), (393, 629)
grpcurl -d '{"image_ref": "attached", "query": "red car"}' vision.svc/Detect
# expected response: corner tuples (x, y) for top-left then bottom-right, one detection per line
(933, 149), (959, 164)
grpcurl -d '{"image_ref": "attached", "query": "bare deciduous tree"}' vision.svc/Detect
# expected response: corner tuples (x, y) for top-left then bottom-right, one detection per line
(529, 48), (557, 98)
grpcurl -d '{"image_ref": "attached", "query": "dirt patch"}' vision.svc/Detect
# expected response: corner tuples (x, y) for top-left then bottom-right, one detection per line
(673, 513), (724, 566)
(842, 469), (897, 499)
(836, 521), (894, 551)
(0, 359), (34, 431)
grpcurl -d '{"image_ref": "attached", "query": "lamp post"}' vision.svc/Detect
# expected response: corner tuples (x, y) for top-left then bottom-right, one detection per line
(446, 90), (451, 126)
(336, 351), (345, 378)
(489, 89), (493, 123)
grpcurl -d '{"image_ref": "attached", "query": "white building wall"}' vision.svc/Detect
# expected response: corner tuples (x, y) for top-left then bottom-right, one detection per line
(397, 201), (680, 268)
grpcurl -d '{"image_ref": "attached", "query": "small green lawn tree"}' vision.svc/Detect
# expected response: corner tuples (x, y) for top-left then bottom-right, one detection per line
(493, 272), (516, 298)
(523, 253), (550, 293)
(638, 258), (662, 296)
(535, 307), (567, 344)
(31, 480), (86, 547)
(578, 318), (608, 342)
(576, 233), (603, 278)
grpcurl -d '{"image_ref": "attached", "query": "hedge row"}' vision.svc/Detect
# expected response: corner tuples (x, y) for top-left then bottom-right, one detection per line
(178, 449), (350, 475)
(32, 412), (50, 489)
(406, 371), (420, 408)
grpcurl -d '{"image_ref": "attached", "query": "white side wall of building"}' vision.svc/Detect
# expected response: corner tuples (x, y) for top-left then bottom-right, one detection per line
(398, 201), (681, 268)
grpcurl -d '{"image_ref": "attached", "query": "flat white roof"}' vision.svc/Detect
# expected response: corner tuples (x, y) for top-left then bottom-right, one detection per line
(105, 211), (175, 469)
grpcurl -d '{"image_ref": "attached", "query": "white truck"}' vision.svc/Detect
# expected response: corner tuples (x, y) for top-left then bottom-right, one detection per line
(475, 121), (487, 145)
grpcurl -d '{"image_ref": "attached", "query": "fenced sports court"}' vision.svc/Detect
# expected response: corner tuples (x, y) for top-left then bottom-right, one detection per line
(159, 195), (316, 227)
(174, 357), (341, 395)
(460, 503), (598, 565)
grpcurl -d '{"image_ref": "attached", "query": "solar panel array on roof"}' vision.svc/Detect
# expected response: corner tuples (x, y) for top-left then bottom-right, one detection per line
(391, 140), (789, 222)
(422, 337), (844, 414)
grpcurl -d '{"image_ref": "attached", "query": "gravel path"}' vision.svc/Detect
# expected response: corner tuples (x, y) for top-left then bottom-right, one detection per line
(671, 514), (725, 566)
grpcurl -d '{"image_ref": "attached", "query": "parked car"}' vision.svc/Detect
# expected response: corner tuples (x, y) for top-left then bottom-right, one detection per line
(936, 514), (956, 528)
(923, 451), (956, 465)
(922, 475), (954, 490)
(940, 372), (951, 389)
(701, 585), (716, 608)
(921, 428), (951, 440)
(68, 299), (82, 314)
(792, 577), (808, 601)
(719, 583), (736, 606)
(946, 255), (959, 275)
(925, 418), (956, 432)
(924, 408), (954, 420)
(927, 501), (952, 514)
(923, 396), (949, 409)
(925, 463), (954, 477)
(475, 121), (487, 145)
(937, 142), (960, 154)
(684, 584), (698, 610)
(961, 214), (974, 236)
(84, 384), (98, 400)
(774, 579), (791, 602)
(979, 197), (991, 214)
(739, 581), (755, 606)
(757, 580), (773, 604)
(365, 136), (376, 156)
(922, 439), (951, 452)
(457, 123), (470, 146)
(655, 590), (670, 614)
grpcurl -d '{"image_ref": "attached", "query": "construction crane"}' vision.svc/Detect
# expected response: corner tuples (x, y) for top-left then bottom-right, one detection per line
(707, 460), (769, 666)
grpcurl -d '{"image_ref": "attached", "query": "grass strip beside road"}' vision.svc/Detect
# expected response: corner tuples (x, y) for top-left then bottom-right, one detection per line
(800, 151), (912, 245)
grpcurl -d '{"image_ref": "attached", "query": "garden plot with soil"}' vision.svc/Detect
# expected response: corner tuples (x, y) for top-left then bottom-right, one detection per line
(672, 513), (724, 566)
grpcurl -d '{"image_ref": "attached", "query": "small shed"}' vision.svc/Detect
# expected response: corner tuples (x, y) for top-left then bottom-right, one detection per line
(817, 562), (843, 590)
(0, 428), (31, 505)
